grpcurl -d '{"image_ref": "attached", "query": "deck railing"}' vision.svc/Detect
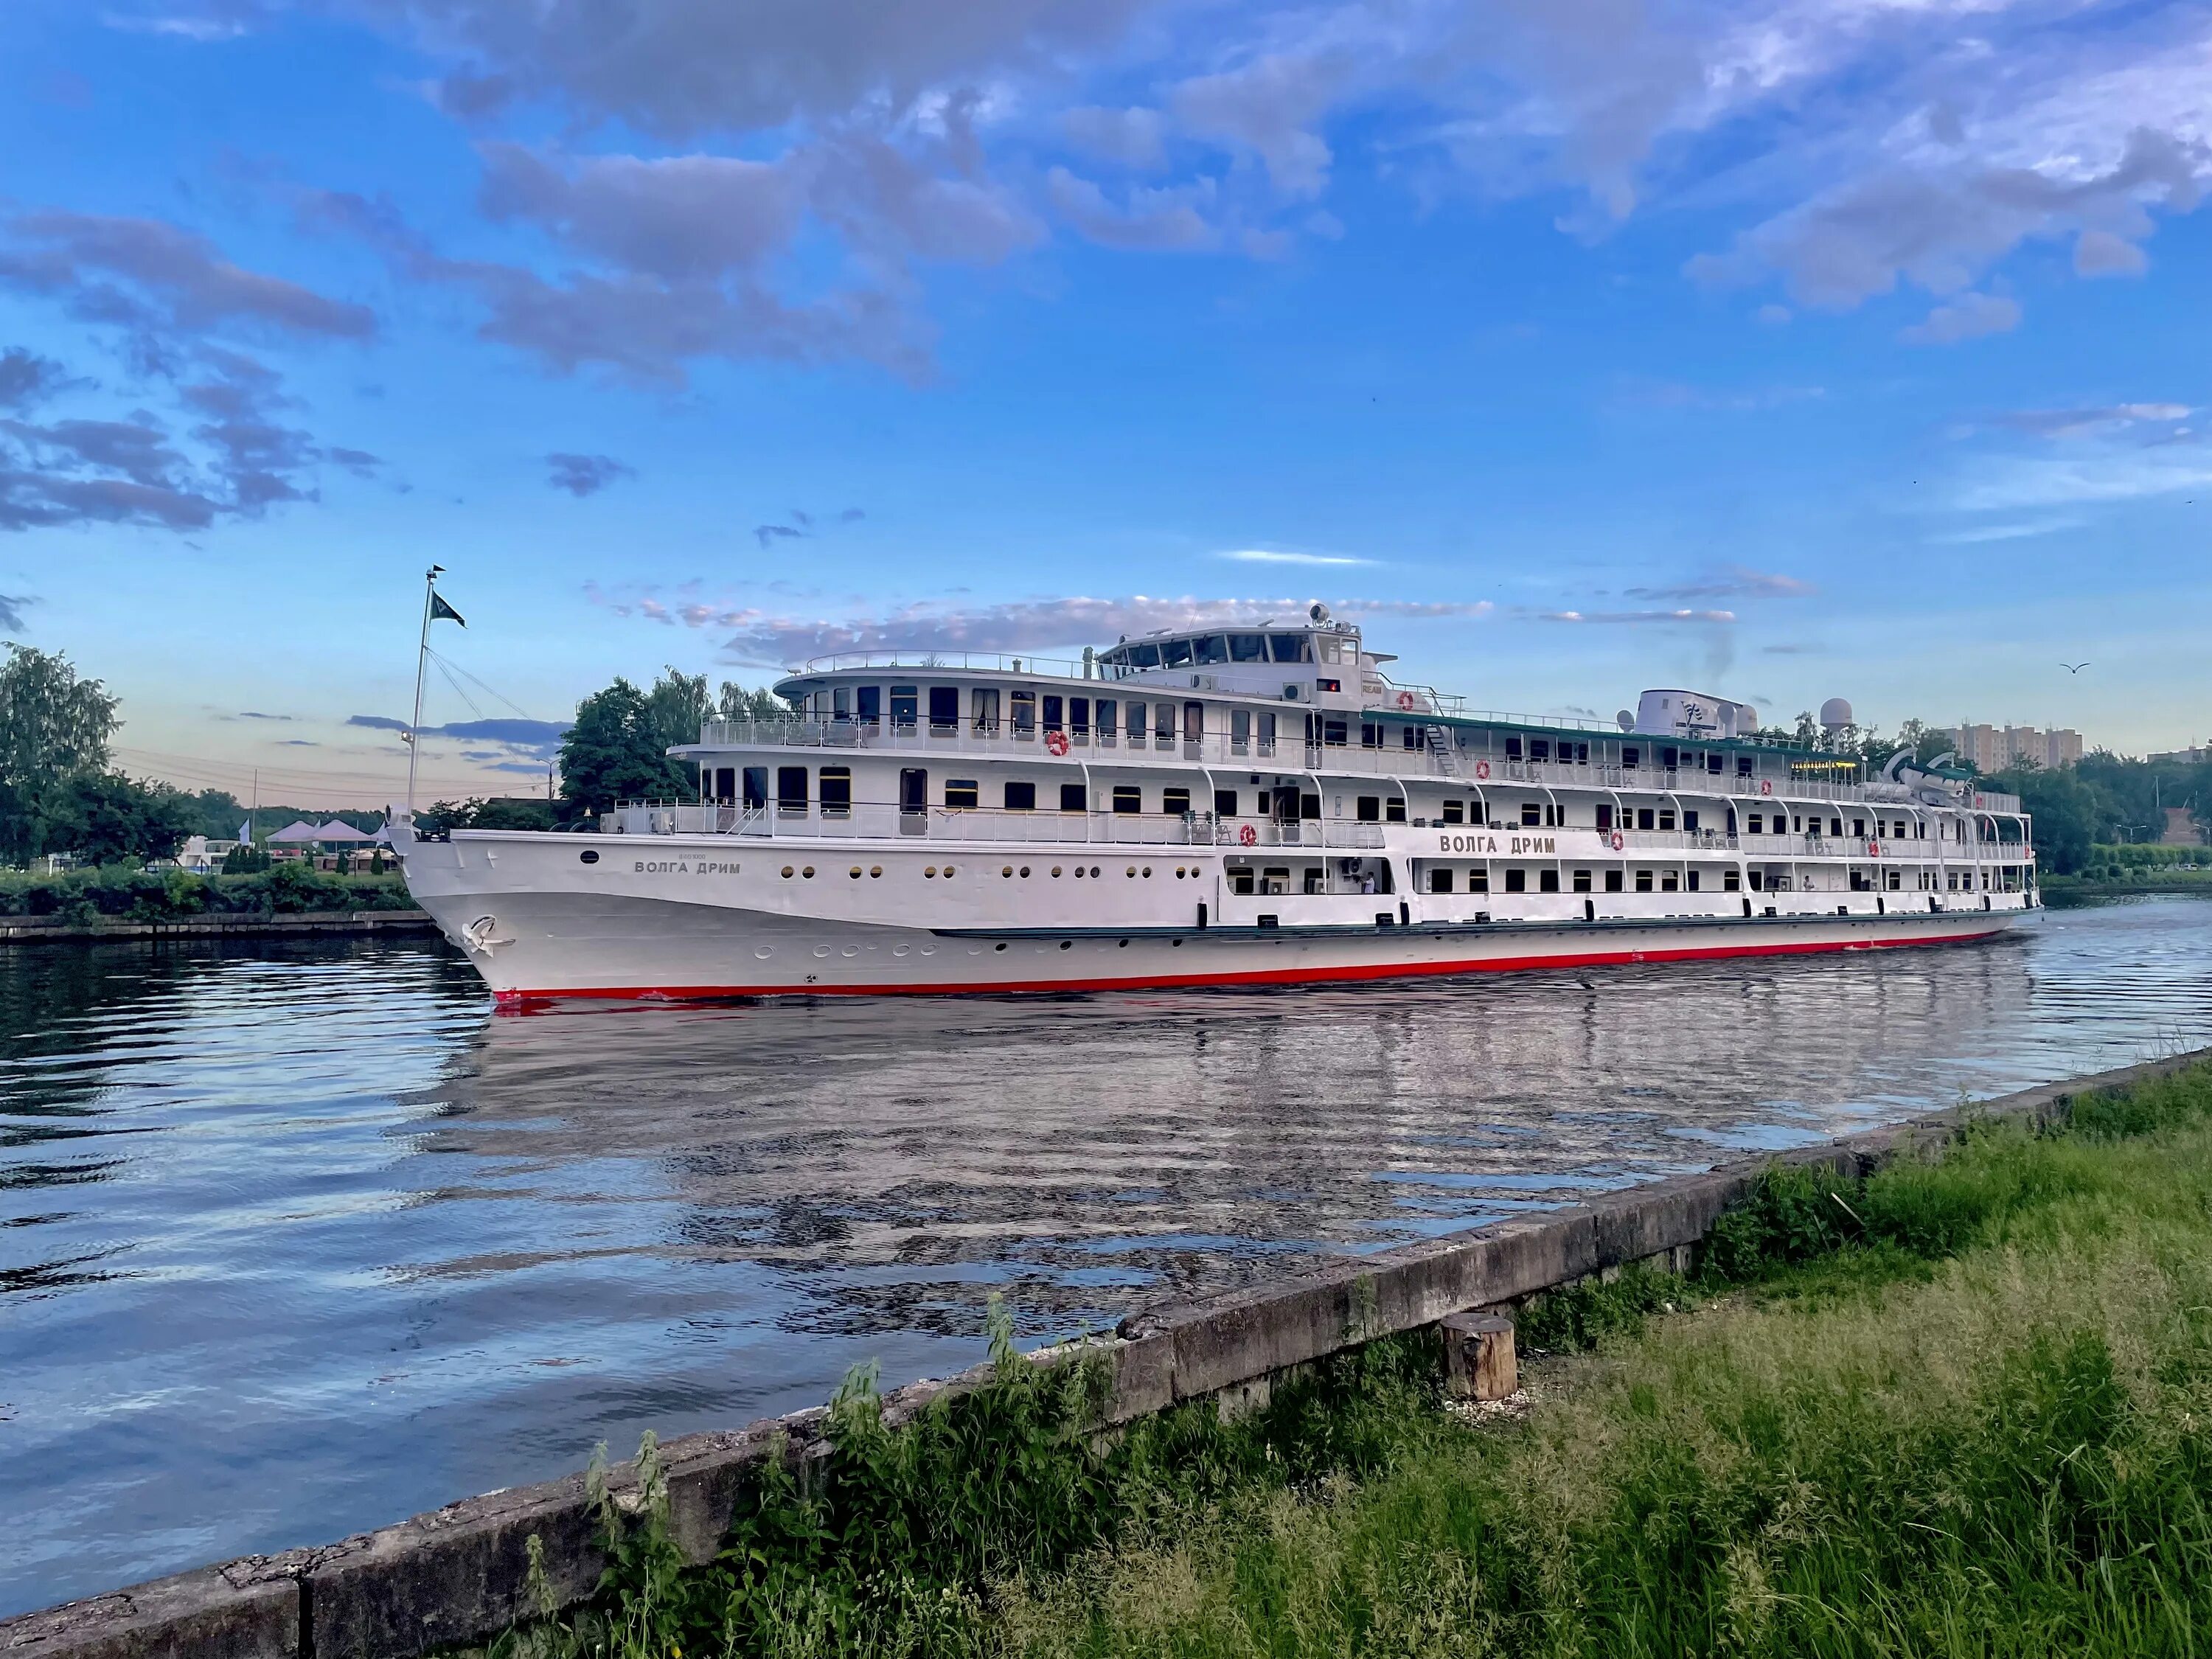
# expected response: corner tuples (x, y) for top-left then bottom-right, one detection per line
(602, 802), (1388, 849)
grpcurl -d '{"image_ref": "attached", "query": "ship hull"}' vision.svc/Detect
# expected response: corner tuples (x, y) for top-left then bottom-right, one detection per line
(397, 831), (2021, 1004)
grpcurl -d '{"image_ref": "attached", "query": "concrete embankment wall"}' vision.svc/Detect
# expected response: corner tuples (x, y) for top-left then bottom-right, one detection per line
(0, 911), (438, 944)
(10, 1046), (2208, 1659)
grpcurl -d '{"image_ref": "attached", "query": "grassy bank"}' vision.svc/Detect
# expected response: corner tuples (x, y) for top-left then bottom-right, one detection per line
(505, 1060), (2212, 1659)
(0, 864), (412, 920)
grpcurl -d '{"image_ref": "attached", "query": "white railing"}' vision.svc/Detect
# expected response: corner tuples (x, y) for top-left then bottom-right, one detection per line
(602, 803), (1387, 850)
(682, 723), (2025, 817)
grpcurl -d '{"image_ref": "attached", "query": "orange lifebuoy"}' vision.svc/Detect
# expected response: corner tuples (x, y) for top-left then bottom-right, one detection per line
(1397, 690), (1416, 711)
(1238, 823), (1258, 847)
(1759, 779), (1773, 796)
(1474, 759), (1490, 780)
(1610, 830), (1625, 852)
(1045, 729), (1070, 756)
(1868, 841), (1881, 858)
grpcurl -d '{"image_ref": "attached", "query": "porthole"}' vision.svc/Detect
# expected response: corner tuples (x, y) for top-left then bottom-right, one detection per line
(1020, 866), (1032, 878)
(579, 849), (600, 865)
(841, 945), (859, 957)
(994, 942), (1009, 952)
(754, 945), (773, 959)
(1142, 867), (1153, 879)
(1074, 866), (1085, 879)
(1091, 866), (1102, 877)
(849, 866), (863, 879)
(1051, 866), (1062, 877)
(1126, 866), (1138, 877)
(1117, 939), (1130, 948)
(782, 866), (795, 878)
(1003, 866), (1015, 878)
(870, 866), (883, 878)
(920, 945), (936, 955)
(813, 945), (831, 958)
(944, 866), (956, 877)
(893, 944), (909, 957)
(925, 866), (937, 878)
(1059, 940), (1073, 950)
(802, 866), (815, 879)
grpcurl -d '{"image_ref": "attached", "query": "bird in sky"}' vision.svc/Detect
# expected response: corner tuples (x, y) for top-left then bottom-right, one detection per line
(2062, 661), (2090, 673)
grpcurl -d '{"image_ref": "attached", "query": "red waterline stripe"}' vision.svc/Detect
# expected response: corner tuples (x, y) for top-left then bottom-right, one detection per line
(492, 926), (2006, 1008)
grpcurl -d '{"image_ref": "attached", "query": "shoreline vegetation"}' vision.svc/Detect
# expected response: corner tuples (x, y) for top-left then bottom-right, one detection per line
(0, 864), (414, 922)
(487, 1057), (2212, 1659)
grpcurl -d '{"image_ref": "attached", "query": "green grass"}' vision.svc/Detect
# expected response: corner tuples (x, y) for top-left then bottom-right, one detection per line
(498, 1060), (2212, 1659)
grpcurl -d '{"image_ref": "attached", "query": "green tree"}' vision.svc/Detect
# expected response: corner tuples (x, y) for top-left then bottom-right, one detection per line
(0, 644), (121, 864)
(717, 681), (793, 721)
(1988, 764), (2097, 874)
(557, 678), (675, 813)
(647, 667), (712, 761)
(37, 771), (203, 865)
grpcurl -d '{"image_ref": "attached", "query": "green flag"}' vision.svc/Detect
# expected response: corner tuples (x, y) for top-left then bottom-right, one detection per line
(430, 592), (467, 627)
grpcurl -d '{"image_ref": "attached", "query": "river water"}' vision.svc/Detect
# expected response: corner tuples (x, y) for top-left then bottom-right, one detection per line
(4, 894), (2211, 1615)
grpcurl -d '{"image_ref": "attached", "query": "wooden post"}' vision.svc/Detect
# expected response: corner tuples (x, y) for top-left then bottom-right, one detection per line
(1441, 1310), (1517, 1401)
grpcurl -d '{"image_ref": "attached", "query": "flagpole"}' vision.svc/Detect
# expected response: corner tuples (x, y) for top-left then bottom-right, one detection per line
(406, 565), (441, 815)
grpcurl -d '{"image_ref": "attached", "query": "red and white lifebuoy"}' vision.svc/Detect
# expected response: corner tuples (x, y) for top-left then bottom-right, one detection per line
(1238, 823), (1258, 847)
(1045, 729), (1070, 756)
(1474, 759), (1490, 780)
(1397, 690), (1416, 712)
(1868, 841), (1881, 858)
(1610, 830), (1625, 852)
(1759, 779), (1773, 796)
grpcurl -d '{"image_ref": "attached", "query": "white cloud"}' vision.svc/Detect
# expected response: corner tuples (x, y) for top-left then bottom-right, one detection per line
(1217, 548), (1374, 566)
(1953, 445), (2212, 511)
(1899, 291), (2021, 346)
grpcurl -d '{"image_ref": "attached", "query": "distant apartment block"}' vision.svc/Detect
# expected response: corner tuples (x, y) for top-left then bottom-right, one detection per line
(2149, 745), (2209, 767)
(1951, 723), (2084, 772)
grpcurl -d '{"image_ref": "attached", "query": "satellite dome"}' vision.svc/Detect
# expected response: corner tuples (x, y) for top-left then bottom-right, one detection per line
(1819, 697), (1854, 731)
(1616, 709), (1635, 731)
(1310, 601), (1331, 624)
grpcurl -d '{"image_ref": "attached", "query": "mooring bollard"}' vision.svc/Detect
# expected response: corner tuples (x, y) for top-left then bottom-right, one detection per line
(1441, 1310), (1517, 1401)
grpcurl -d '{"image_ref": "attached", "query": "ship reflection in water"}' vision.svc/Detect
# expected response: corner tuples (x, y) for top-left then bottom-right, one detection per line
(3, 895), (2210, 1615)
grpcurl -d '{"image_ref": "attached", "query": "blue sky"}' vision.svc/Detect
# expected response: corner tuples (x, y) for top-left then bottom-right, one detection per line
(2, 0), (2208, 803)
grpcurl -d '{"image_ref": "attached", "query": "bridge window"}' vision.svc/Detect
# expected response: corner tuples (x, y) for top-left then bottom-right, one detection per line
(1061, 783), (1087, 812)
(1268, 635), (1313, 663)
(1113, 785), (1142, 814)
(1161, 638), (1193, 668)
(1163, 787), (1192, 815)
(1128, 641), (1161, 669)
(928, 687), (958, 731)
(776, 766), (808, 812)
(818, 767), (852, 816)
(1231, 633), (1268, 662)
(945, 779), (979, 808)
(1005, 781), (1037, 810)
(1194, 635), (1228, 665)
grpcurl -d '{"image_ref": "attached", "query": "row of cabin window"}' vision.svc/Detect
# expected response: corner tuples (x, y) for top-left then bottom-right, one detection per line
(1420, 868), (1744, 895)
(1107, 633), (1325, 671)
(1498, 737), (1756, 778)
(817, 686), (1239, 743)
(727, 764), (1315, 818)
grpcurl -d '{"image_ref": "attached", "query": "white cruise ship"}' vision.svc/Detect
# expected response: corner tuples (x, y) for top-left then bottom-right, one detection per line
(392, 608), (2034, 1002)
